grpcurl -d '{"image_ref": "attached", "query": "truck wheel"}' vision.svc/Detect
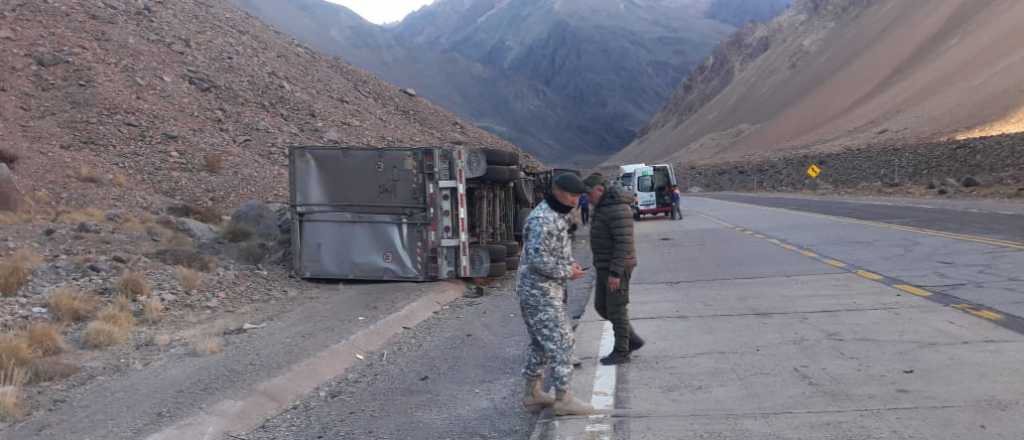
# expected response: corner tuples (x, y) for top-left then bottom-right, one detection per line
(633, 209), (641, 221)
(502, 240), (521, 257)
(483, 148), (519, 166)
(480, 165), (519, 184)
(506, 257), (519, 270)
(483, 244), (507, 262)
(514, 179), (533, 206)
(487, 261), (508, 278)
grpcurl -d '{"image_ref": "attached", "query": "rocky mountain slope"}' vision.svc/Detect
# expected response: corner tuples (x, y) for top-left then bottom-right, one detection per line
(233, 0), (791, 166)
(614, 0), (1024, 166)
(0, 0), (519, 215)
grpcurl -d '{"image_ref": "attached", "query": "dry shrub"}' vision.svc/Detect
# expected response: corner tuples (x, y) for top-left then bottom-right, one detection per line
(0, 212), (33, 225)
(26, 323), (65, 356)
(0, 249), (43, 297)
(28, 358), (79, 383)
(82, 321), (129, 349)
(72, 165), (102, 184)
(152, 334), (172, 349)
(222, 222), (254, 243)
(0, 148), (18, 168)
(190, 336), (224, 356)
(97, 298), (135, 330)
(145, 223), (175, 242)
(237, 241), (268, 265)
(117, 271), (151, 299)
(151, 248), (217, 272)
(189, 205), (222, 225)
(142, 297), (164, 324)
(48, 287), (98, 323)
(0, 334), (34, 369)
(110, 173), (128, 188)
(205, 153), (225, 174)
(119, 219), (147, 234)
(175, 266), (201, 292)
(166, 233), (195, 249)
(0, 366), (27, 422)
(57, 208), (105, 224)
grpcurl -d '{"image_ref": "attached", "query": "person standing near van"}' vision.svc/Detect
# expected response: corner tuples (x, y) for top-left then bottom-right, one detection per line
(671, 185), (683, 220)
(579, 193), (590, 226)
(583, 173), (644, 365)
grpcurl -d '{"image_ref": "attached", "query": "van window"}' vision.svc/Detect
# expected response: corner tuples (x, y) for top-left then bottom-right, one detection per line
(620, 173), (634, 188)
(638, 175), (654, 192)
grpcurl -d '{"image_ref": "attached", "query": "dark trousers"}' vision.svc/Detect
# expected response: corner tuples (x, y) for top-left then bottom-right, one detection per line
(595, 268), (633, 353)
(581, 207), (589, 225)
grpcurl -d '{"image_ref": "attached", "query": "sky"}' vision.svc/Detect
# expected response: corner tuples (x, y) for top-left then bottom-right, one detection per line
(326, 0), (435, 24)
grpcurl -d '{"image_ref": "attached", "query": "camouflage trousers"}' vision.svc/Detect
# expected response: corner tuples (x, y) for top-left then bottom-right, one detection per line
(519, 287), (575, 392)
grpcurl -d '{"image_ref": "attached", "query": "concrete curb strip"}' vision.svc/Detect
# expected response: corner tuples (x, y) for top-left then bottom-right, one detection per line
(146, 281), (465, 440)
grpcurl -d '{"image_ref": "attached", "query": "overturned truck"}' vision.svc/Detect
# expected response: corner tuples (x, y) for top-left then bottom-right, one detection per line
(289, 145), (535, 281)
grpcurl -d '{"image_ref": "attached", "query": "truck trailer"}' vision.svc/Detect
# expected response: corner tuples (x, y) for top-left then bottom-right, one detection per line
(289, 145), (528, 281)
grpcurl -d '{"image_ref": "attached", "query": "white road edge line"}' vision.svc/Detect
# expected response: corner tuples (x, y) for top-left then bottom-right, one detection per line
(586, 321), (617, 439)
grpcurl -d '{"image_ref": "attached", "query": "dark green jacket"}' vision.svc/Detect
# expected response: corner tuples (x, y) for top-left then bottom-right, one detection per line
(589, 184), (637, 276)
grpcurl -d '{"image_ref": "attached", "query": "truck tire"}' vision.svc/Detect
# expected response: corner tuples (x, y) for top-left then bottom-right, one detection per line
(502, 241), (521, 257)
(633, 208), (641, 221)
(483, 244), (507, 262)
(479, 165), (518, 184)
(506, 257), (519, 270)
(487, 261), (508, 278)
(483, 148), (519, 166)
(514, 179), (533, 206)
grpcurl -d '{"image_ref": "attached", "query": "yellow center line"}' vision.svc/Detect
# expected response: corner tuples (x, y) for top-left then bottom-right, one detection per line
(780, 244), (798, 251)
(825, 259), (847, 268)
(952, 304), (1005, 321)
(856, 270), (885, 281)
(894, 284), (932, 297)
(800, 250), (818, 257)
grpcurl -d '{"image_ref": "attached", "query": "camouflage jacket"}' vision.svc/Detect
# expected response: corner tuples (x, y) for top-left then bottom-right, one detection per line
(516, 199), (574, 302)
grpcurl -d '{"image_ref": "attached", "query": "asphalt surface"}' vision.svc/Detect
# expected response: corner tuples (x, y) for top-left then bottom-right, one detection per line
(703, 193), (1024, 243)
(243, 241), (595, 440)
(547, 196), (1024, 439)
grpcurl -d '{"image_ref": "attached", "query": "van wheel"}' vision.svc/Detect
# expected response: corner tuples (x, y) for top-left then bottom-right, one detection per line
(480, 165), (518, 184)
(505, 257), (519, 270)
(487, 261), (508, 278)
(483, 148), (519, 166)
(633, 209), (641, 221)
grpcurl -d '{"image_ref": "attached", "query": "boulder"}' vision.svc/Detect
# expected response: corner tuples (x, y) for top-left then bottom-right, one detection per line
(960, 176), (982, 188)
(175, 217), (219, 242)
(230, 201), (279, 241)
(0, 163), (23, 212)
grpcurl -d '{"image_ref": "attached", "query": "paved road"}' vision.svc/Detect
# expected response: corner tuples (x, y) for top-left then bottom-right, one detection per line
(545, 196), (1024, 439)
(703, 193), (1024, 243)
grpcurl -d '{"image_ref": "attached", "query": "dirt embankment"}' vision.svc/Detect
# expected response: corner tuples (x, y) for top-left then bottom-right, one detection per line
(675, 133), (1024, 199)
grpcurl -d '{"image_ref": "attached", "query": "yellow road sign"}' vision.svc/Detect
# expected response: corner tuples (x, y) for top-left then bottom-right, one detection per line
(807, 164), (822, 178)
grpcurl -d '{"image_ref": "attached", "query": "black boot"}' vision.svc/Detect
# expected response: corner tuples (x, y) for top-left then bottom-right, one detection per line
(600, 351), (631, 365)
(629, 333), (645, 353)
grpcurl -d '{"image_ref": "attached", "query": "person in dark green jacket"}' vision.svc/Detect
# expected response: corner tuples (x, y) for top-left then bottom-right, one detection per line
(583, 173), (645, 365)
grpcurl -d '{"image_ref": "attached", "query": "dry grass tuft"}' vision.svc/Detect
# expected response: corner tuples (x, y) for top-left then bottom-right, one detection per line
(26, 323), (65, 356)
(205, 153), (225, 174)
(190, 336), (224, 356)
(0, 366), (27, 421)
(82, 321), (129, 349)
(189, 205), (222, 225)
(28, 358), (79, 383)
(56, 208), (105, 224)
(72, 165), (102, 184)
(110, 173), (128, 188)
(0, 249), (43, 297)
(97, 298), (135, 330)
(119, 219), (148, 234)
(152, 248), (217, 272)
(237, 241), (268, 265)
(0, 334), (34, 369)
(117, 271), (151, 299)
(222, 222), (254, 243)
(0, 212), (33, 225)
(48, 287), (98, 323)
(152, 334), (172, 350)
(166, 233), (195, 249)
(0, 148), (18, 168)
(141, 297), (164, 324)
(175, 266), (202, 292)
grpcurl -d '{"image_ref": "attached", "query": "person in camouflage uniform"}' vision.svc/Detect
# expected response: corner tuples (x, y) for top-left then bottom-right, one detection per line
(516, 173), (596, 416)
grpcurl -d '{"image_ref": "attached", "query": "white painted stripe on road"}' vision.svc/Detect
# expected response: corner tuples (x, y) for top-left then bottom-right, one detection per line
(584, 321), (617, 439)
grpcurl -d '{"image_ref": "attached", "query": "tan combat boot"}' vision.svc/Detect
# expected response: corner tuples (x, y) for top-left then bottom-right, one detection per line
(552, 390), (598, 416)
(522, 376), (555, 411)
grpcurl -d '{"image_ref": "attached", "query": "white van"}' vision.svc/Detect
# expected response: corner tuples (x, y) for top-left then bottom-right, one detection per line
(618, 163), (677, 220)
